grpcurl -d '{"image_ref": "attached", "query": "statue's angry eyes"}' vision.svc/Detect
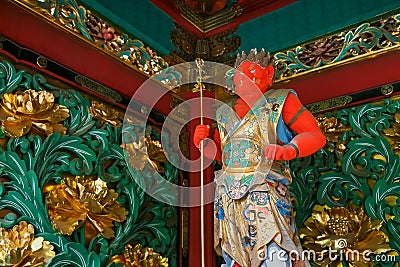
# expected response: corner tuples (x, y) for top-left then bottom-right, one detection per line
(233, 61), (275, 93)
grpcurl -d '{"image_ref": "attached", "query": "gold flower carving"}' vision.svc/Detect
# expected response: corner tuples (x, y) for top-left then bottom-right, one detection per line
(109, 243), (168, 267)
(0, 90), (69, 137)
(0, 221), (55, 266)
(124, 136), (167, 172)
(89, 101), (122, 127)
(299, 204), (391, 267)
(383, 112), (400, 154)
(317, 115), (351, 155)
(45, 175), (128, 240)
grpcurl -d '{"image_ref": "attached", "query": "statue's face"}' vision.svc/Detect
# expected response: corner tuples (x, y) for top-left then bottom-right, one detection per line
(233, 61), (274, 97)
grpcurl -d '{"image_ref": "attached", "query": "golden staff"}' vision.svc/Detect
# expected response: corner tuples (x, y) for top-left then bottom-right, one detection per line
(194, 58), (206, 267)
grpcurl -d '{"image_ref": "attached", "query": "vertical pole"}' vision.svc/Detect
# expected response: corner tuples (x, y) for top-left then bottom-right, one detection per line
(196, 58), (206, 267)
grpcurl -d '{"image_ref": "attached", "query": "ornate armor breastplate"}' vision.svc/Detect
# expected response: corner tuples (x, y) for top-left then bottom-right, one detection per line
(216, 89), (293, 199)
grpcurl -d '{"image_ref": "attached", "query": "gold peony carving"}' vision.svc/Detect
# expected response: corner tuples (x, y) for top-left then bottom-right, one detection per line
(0, 221), (55, 266)
(45, 175), (128, 240)
(0, 90), (69, 137)
(124, 136), (167, 172)
(317, 115), (351, 155)
(299, 204), (391, 267)
(89, 101), (122, 127)
(383, 112), (400, 154)
(109, 243), (168, 267)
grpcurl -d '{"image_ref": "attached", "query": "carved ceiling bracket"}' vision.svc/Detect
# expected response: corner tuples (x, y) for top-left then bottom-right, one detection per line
(174, 0), (243, 33)
(170, 22), (240, 65)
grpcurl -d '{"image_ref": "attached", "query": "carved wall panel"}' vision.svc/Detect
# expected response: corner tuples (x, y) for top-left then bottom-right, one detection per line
(291, 95), (400, 266)
(0, 56), (179, 267)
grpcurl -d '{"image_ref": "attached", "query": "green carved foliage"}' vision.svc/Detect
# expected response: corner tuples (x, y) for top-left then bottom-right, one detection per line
(290, 98), (400, 263)
(0, 59), (178, 266)
(274, 14), (400, 80)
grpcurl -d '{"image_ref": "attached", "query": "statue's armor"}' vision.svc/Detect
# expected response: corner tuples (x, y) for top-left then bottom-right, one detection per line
(213, 89), (309, 267)
(215, 89), (293, 200)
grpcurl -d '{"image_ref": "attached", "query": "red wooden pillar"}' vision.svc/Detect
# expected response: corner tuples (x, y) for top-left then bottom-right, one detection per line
(186, 89), (217, 267)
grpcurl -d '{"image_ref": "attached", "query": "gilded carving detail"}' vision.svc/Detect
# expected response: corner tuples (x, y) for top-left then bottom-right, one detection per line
(15, 0), (169, 76)
(110, 243), (168, 267)
(297, 37), (343, 67)
(83, 9), (168, 75)
(89, 100), (122, 127)
(0, 221), (55, 266)
(382, 112), (400, 153)
(289, 95), (400, 266)
(208, 28), (240, 64)
(75, 75), (123, 102)
(170, 23), (240, 64)
(317, 115), (351, 154)
(174, 0), (242, 33)
(274, 14), (400, 82)
(0, 89), (69, 137)
(44, 175), (128, 239)
(171, 23), (197, 61)
(0, 58), (179, 266)
(17, 0), (91, 39)
(306, 95), (353, 113)
(299, 204), (391, 267)
(124, 136), (167, 172)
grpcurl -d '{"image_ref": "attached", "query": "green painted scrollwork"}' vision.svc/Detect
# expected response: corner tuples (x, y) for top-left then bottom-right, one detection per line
(0, 60), (31, 95)
(0, 59), (178, 266)
(21, 0), (92, 40)
(15, 0), (169, 76)
(274, 14), (400, 81)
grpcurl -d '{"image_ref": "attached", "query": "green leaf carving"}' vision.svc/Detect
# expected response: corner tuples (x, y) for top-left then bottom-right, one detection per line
(0, 58), (179, 267)
(0, 60), (26, 95)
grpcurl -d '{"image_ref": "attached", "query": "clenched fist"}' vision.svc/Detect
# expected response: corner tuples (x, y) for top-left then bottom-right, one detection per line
(264, 144), (298, 161)
(193, 125), (210, 148)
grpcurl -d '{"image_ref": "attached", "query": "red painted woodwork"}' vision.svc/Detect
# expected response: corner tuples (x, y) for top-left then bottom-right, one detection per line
(185, 89), (217, 267)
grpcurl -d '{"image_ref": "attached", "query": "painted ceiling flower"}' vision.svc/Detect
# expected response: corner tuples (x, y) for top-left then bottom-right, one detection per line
(89, 100), (122, 127)
(124, 136), (167, 172)
(45, 175), (128, 240)
(109, 243), (168, 267)
(299, 204), (391, 267)
(0, 89), (69, 137)
(0, 221), (55, 266)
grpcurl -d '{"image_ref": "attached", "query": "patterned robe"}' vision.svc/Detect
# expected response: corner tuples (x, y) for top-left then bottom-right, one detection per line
(214, 89), (309, 267)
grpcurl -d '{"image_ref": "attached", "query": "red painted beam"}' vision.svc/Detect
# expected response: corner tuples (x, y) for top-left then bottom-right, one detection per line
(0, 0), (172, 115)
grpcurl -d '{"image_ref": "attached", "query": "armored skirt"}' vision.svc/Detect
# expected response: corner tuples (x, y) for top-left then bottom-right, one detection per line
(214, 89), (309, 267)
